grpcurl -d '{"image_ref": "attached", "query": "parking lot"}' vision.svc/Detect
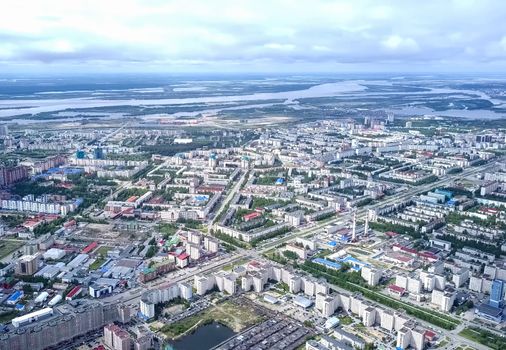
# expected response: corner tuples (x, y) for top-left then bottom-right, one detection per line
(216, 317), (312, 350)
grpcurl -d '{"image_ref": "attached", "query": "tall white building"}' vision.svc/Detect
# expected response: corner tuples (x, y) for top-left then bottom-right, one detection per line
(361, 266), (382, 286)
(431, 289), (455, 312)
(407, 276), (422, 294)
(452, 268), (470, 288)
(139, 282), (193, 319)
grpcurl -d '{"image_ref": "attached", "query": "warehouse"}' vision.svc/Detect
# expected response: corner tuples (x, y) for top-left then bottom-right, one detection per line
(12, 308), (53, 328)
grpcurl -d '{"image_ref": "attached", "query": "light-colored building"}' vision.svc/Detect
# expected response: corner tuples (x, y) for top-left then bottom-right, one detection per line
(452, 268), (469, 288)
(433, 274), (446, 291)
(139, 299), (155, 319)
(468, 275), (483, 293)
(187, 231), (202, 245)
(420, 271), (435, 292)
(139, 282), (193, 319)
(361, 266), (381, 286)
(431, 289), (455, 312)
(407, 276), (422, 294)
(284, 243), (307, 259)
(204, 236), (219, 253)
(395, 274), (408, 289)
(195, 274), (215, 295)
(396, 324), (425, 350)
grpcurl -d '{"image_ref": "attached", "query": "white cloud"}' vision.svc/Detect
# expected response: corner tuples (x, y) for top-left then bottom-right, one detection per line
(0, 0), (505, 72)
(382, 35), (419, 52)
(264, 43), (296, 51)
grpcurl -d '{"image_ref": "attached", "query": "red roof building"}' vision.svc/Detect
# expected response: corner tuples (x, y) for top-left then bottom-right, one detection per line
(243, 212), (261, 222)
(393, 243), (417, 256)
(388, 284), (405, 297)
(177, 253), (189, 260)
(478, 207), (499, 216)
(418, 251), (438, 262)
(248, 261), (263, 270)
(424, 330), (437, 341)
(66, 285), (82, 300)
(82, 241), (98, 254)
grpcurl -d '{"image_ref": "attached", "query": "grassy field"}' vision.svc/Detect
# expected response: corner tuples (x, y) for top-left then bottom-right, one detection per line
(0, 311), (18, 323)
(89, 257), (106, 270)
(158, 223), (178, 236)
(0, 239), (24, 259)
(221, 258), (250, 271)
(160, 300), (264, 339)
(95, 245), (111, 256)
(338, 315), (354, 325)
(458, 327), (506, 350)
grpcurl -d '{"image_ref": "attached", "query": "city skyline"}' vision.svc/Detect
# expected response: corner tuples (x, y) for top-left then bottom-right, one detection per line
(0, 2), (505, 350)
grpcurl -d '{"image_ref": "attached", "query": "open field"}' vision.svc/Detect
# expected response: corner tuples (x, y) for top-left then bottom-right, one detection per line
(0, 239), (24, 259)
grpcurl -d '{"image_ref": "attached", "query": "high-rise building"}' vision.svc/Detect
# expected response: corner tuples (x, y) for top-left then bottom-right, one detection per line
(104, 324), (131, 350)
(15, 254), (40, 276)
(361, 266), (381, 286)
(489, 279), (504, 308)
(118, 304), (132, 324)
(0, 166), (29, 186)
(0, 300), (122, 350)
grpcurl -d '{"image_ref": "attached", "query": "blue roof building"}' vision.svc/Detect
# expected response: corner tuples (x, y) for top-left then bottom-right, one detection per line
(476, 303), (503, 323)
(338, 255), (370, 271)
(313, 258), (342, 270)
(6, 291), (23, 305)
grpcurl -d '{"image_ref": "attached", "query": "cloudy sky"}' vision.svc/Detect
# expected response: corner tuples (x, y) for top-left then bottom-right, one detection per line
(1, 0), (506, 73)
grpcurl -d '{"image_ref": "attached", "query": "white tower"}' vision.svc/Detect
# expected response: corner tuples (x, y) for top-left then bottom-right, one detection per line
(364, 214), (369, 237)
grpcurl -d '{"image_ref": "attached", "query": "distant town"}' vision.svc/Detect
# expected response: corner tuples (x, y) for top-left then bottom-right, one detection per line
(0, 113), (505, 350)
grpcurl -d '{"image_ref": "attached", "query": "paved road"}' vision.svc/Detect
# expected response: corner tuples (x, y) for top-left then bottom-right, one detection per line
(210, 169), (248, 226)
(108, 162), (493, 306)
(103, 161), (495, 348)
(258, 162), (492, 251)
